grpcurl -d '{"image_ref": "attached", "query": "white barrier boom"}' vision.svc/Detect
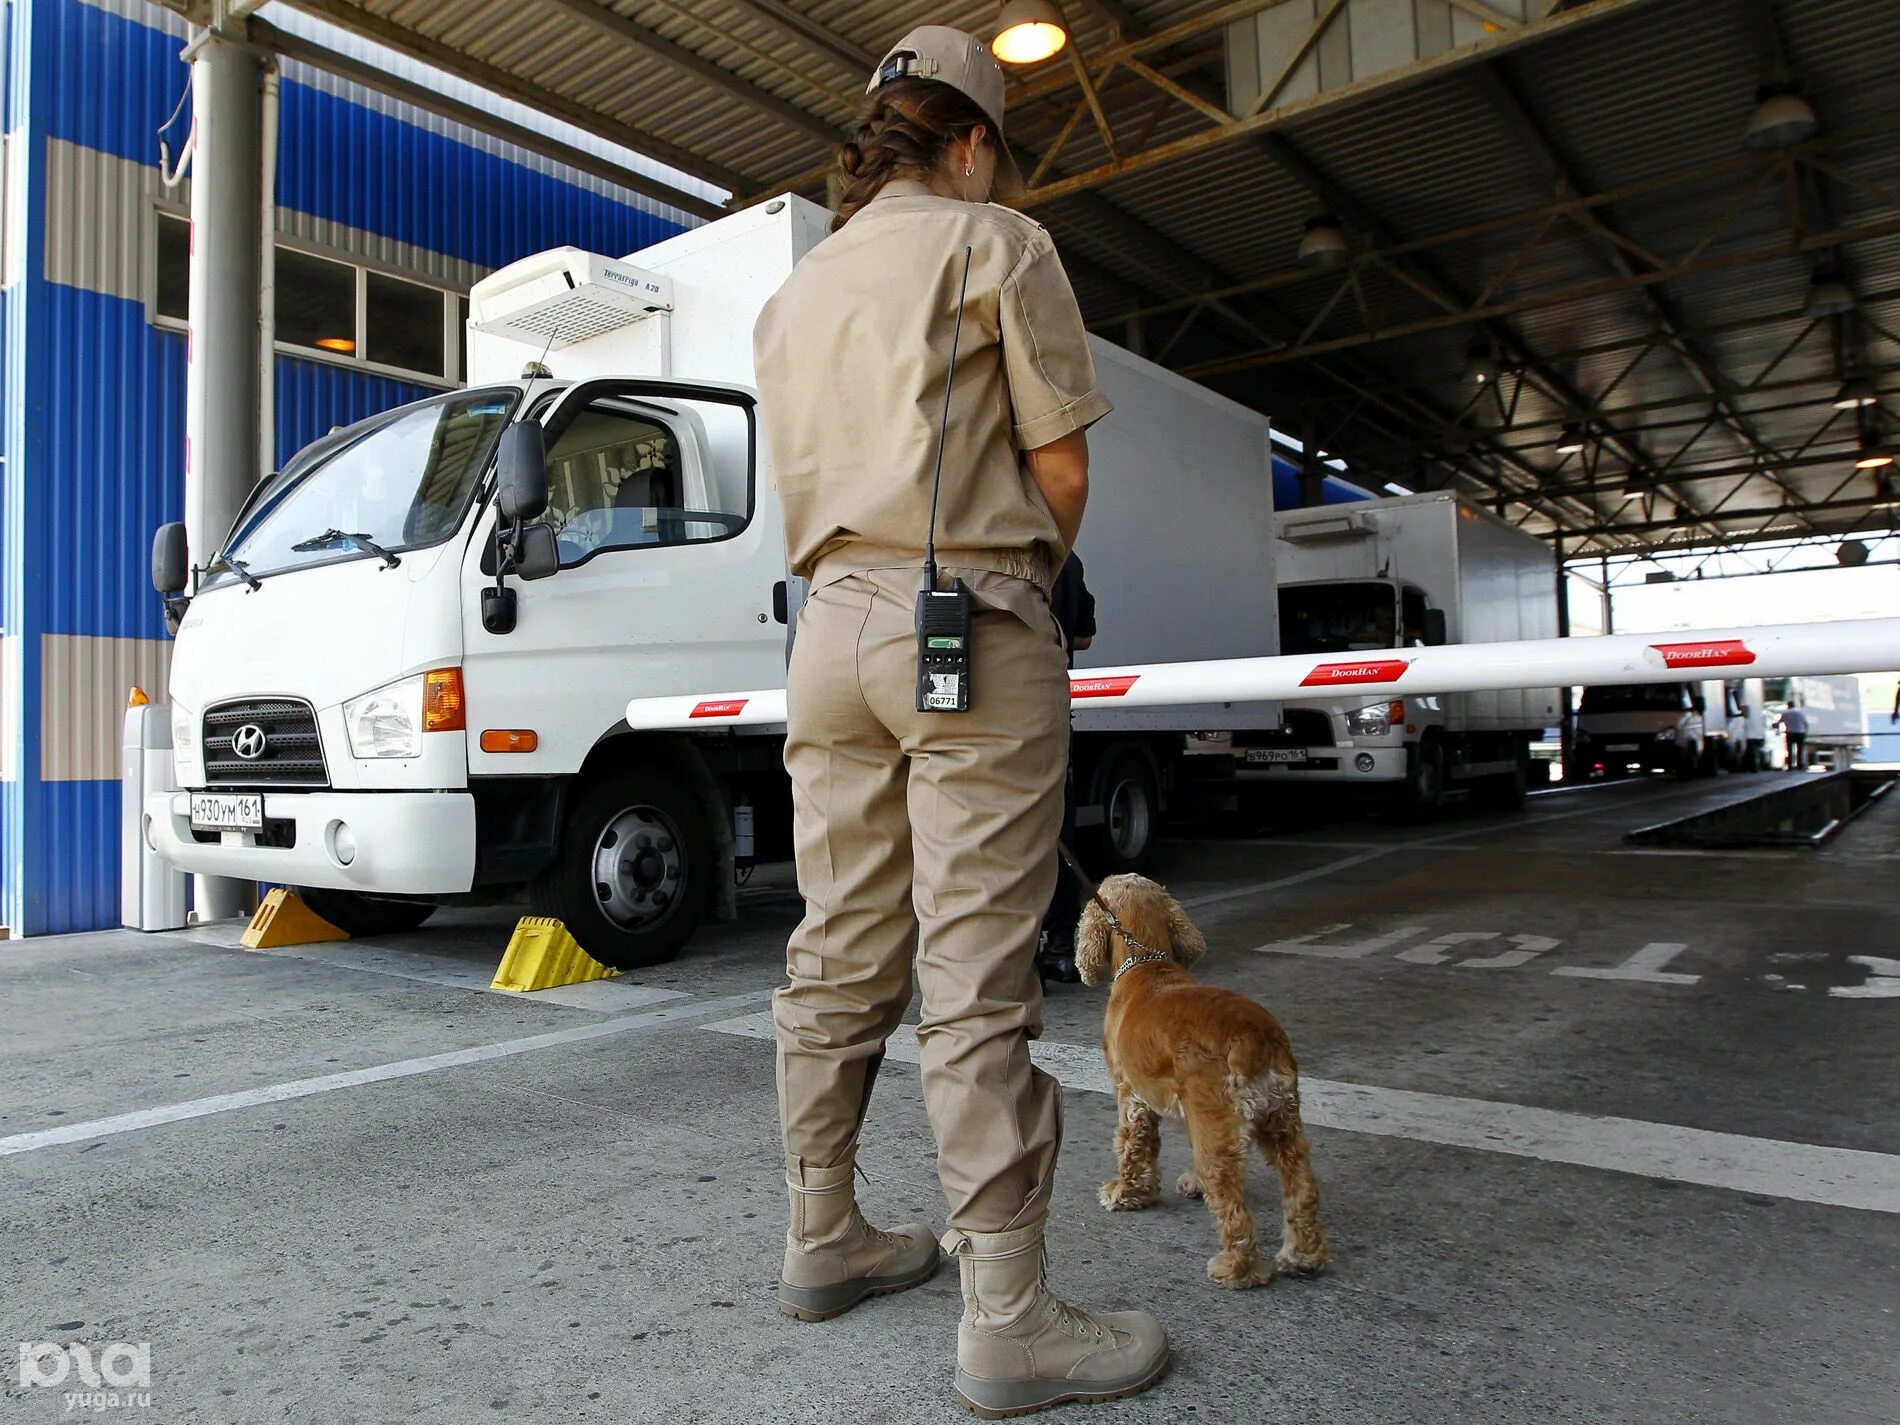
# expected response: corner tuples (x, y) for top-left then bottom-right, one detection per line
(625, 617), (1900, 732)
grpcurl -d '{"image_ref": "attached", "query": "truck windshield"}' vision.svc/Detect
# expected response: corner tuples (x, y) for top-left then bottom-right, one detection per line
(1580, 684), (1689, 714)
(1278, 582), (1398, 655)
(203, 388), (517, 589)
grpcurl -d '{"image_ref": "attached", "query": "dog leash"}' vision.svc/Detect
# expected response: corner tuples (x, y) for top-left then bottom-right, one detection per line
(1055, 838), (1172, 980)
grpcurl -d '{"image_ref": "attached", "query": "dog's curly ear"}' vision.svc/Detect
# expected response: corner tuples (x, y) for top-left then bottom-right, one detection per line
(1075, 897), (1112, 986)
(1165, 894), (1207, 967)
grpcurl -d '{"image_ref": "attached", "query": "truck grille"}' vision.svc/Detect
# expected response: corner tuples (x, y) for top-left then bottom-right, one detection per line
(1234, 710), (1336, 750)
(202, 698), (329, 788)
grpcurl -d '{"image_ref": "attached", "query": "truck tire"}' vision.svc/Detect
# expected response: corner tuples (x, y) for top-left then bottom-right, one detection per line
(1082, 746), (1158, 876)
(531, 762), (711, 969)
(292, 887), (436, 937)
(1396, 738), (1445, 821)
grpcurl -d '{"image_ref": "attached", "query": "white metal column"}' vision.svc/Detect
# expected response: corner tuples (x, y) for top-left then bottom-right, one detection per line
(183, 26), (264, 923)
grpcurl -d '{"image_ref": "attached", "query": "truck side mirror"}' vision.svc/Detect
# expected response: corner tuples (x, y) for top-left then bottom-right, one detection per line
(1422, 608), (1447, 646)
(515, 523), (559, 581)
(497, 423), (548, 523)
(152, 522), (189, 594)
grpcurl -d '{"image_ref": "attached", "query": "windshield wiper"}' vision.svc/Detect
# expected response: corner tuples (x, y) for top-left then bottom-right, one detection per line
(290, 528), (402, 569)
(214, 554), (263, 591)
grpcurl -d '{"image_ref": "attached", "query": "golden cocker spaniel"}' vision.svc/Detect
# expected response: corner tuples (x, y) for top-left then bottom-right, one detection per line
(1078, 873), (1330, 1289)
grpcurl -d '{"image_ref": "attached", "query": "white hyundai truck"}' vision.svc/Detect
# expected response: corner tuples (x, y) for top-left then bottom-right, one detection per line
(145, 194), (1284, 967)
(1244, 492), (1561, 815)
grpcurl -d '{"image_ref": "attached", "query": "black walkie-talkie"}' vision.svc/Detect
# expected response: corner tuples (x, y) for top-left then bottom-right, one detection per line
(917, 246), (976, 714)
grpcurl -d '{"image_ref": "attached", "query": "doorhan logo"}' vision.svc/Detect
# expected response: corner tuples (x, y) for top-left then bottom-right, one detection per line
(17, 1341), (153, 1412)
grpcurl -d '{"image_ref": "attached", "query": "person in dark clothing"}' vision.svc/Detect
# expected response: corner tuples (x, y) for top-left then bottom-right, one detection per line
(1036, 555), (1095, 985)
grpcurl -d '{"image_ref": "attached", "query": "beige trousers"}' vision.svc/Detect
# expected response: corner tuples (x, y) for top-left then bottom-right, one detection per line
(775, 567), (1069, 1232)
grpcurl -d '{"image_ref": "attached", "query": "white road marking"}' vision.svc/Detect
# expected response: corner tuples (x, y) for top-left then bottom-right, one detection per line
(1460, 933), (1560, 969)
(1396, 931), (1499, 965)
(1831, 955), (1900, 1000)
(1552, 941), (1700, 985)
(1255, 924), (1429, 959)
(0, 991), (766, 1158)
(701, 1012), (1900, 1213)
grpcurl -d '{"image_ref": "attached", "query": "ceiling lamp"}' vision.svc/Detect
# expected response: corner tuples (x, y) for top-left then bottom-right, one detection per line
(1296, 214), (1349, 270)
(1855, 420), (1894, 470)
(1836, 539), (1869, 568)
(315, 336), (357, 353)
(1803, 269), (1855, 318)
(1555, 421), (1586, 456)
(1743, 83), (1818, 151)
(1832, 374), (1877, 409)
(992, 0), (1068, 65)
(1461, 340), (1498, 387)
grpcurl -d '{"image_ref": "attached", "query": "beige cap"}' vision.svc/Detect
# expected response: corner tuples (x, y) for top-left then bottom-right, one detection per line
(867, 25), (1007, 136)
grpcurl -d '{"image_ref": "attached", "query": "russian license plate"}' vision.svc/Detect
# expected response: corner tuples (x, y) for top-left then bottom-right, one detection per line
(190, 792), (263, 832)
(1245, 748), (1309, 765)
(1607, 743), (1639, 753)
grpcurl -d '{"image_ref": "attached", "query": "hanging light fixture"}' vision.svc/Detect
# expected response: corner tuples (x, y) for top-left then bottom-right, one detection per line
(1855, 418), (1894, 470)
(1803, 269), (1855, 318)
(1832, 374), (1877, 409)
(1555, 421), (1587, 456)
(1836, 539), (1870, 568)
(1295, 214), (1349, 270)
(992, 0), (1068, 65)
(1461, 340), (1498, 387)
(1742, 82), (1818, 152)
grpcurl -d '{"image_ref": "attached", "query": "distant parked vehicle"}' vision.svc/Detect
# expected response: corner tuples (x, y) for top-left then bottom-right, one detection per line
(1574, 682), (1706, 780)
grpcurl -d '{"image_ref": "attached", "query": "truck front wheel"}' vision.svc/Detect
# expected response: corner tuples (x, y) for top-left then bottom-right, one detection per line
(532, 763), (711, 969)
(292, 887), (436, 937)
(1082, 746), (1159, 875)
(1396, 739), (1445, 821)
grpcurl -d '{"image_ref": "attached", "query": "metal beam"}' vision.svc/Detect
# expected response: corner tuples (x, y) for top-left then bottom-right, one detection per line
(253, 20), (726, 221)
(715, 0), (872, 77)
(533, 0), (841, 145)
(1012, 0), (1665, 205)
(276, 0), (754, 194)
(1465, 63), (1815, 526)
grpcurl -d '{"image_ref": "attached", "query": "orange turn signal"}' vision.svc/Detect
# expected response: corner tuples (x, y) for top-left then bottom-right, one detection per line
(479, 729), (538, 754)
(127, 685), (151, 707)
(423, 667), (466, 733)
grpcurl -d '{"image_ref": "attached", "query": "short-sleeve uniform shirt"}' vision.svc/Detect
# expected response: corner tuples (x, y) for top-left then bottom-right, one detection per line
(752, 180), (1110, 595)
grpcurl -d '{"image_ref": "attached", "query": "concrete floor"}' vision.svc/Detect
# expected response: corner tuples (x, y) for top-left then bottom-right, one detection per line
(4, 772), (1897, 1424)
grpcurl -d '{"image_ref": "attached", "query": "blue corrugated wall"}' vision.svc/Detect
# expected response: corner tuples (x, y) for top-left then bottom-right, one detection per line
(1, 0), (687, 935)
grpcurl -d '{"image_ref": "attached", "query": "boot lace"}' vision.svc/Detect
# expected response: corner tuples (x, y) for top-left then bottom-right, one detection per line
(1038, 1252), (1108, 1344)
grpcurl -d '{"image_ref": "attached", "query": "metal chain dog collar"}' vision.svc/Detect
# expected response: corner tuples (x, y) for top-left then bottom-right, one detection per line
(1057, 838), (1173, 982)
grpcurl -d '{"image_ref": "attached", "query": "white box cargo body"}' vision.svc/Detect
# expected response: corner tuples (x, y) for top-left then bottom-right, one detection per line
(1259, 492), (1559, 812)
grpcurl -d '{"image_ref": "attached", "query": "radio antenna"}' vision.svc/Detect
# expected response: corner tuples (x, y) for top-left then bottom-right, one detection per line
(924, 245), (975, 593)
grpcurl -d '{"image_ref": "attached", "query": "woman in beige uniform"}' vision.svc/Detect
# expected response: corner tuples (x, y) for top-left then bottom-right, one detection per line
(751, 24), (1169, 1418)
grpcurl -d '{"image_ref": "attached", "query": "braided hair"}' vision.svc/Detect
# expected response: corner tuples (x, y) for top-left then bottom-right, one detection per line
(832, 76), (998, 231)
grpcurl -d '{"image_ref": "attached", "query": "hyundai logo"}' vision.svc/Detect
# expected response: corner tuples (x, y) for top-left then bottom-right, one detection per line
(231, 724), (269, 761)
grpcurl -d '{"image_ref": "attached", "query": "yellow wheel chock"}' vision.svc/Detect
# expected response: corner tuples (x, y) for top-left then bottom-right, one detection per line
(241, 889), (350, 948)
(491, 916), (621, 993)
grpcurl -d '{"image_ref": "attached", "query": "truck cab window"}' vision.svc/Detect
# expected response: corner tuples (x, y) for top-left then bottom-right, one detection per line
(538, 396), (749, 566)
(1278, 582), (1398, 656)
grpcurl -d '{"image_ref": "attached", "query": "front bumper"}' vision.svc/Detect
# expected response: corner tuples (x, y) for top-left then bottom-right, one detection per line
(145, 790), (477, 895)
(1237, 745), (1407, 784)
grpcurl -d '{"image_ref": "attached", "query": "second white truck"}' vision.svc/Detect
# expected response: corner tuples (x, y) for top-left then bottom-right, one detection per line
(1244, 493), (1561, 814)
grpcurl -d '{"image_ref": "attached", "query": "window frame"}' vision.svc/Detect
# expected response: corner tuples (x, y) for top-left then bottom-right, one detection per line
(200, 384), (522, 591)
(149, 204), (466, 390)
(523, 377), (759, 575)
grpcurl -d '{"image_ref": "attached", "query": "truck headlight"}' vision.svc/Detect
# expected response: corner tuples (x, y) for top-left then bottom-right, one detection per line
(344, 675), (424, 759)
(1346, 702), (1399, 737)
(1652, 728), (1676, 741)
(172, 706), (196, 755)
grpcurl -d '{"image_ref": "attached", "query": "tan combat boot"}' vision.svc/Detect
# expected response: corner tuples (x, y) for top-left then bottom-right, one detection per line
(777, 1160), (939, 1321)
(945, 1222), (1170, 1417)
